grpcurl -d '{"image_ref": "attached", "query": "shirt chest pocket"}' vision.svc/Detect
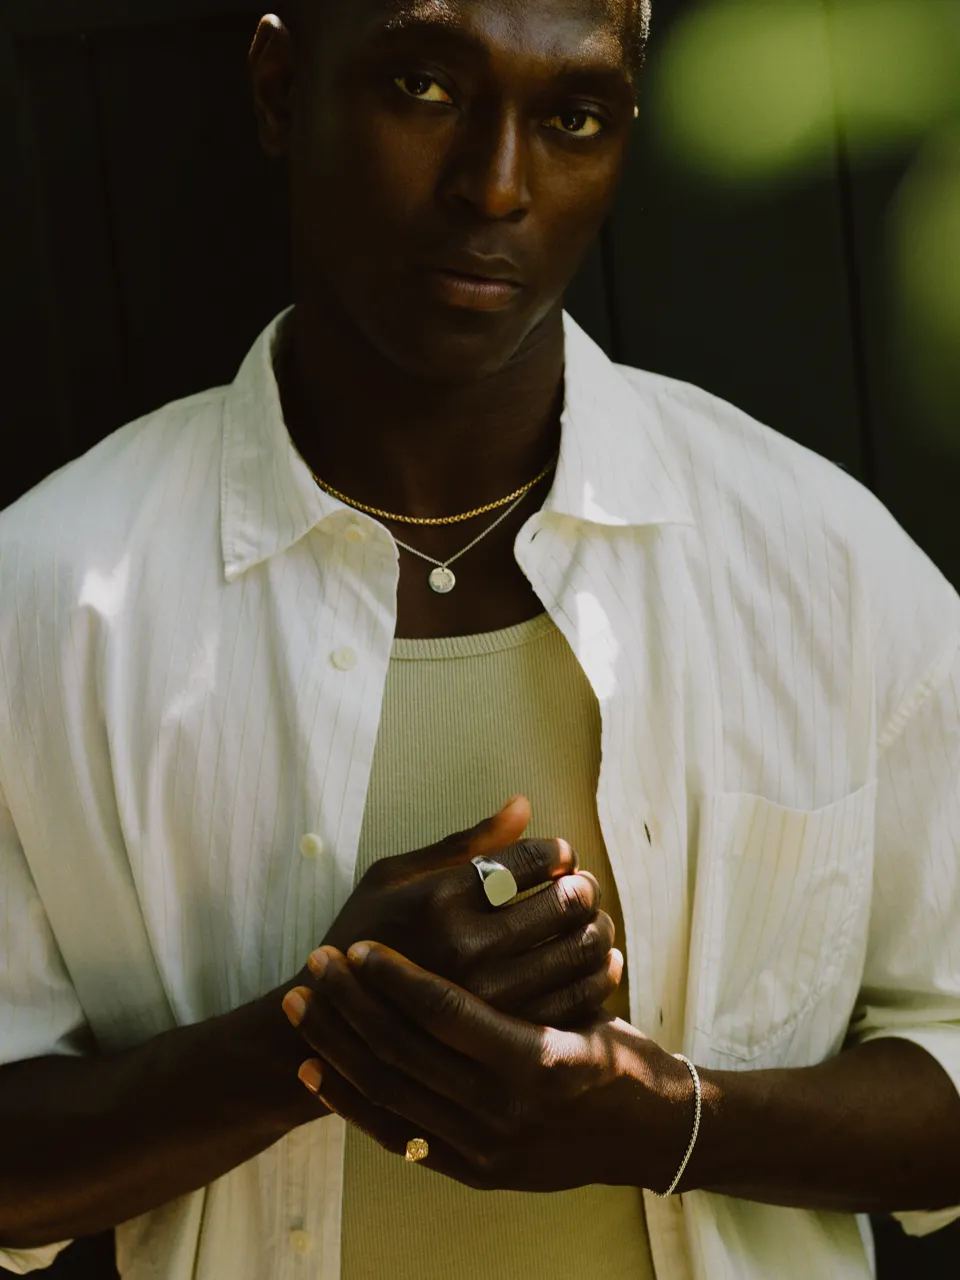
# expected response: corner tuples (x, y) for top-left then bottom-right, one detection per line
(692, 779), (878, 1069)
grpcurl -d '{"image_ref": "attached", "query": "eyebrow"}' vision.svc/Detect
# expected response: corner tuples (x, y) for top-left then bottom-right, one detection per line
(368, 16), (634, 99)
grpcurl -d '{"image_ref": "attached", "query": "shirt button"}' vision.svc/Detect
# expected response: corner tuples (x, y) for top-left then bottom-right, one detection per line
(331, 647), (358, 671)
(345, 524), (367, 545)
(289, 1229), (313, 1256)
(299, 833), (326, 860)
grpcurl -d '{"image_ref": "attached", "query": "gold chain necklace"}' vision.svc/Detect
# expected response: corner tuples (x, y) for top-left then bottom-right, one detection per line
(309, 453), (559, 527)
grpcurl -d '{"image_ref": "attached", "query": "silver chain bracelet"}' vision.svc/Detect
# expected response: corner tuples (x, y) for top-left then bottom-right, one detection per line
(652, 1054), (702, 1198)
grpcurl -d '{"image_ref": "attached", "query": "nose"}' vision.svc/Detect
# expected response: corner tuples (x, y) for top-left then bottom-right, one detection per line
(440, 103), (532, 221)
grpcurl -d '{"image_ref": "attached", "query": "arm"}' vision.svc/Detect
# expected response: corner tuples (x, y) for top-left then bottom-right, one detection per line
(0, 984), (324, 1251)
(679, 637), (960, 1217)
(682, 1036), (960, 1211)
(0, 776), (326, 1257)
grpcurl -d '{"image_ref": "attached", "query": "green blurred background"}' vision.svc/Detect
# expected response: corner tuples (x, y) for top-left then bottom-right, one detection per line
(0, 1), (958, 1275)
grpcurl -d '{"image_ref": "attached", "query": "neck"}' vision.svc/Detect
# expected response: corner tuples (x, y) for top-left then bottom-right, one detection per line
(276, 294), (566, 521)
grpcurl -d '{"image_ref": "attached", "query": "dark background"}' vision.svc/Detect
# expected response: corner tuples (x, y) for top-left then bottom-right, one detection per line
(1, 1), (958, 1276)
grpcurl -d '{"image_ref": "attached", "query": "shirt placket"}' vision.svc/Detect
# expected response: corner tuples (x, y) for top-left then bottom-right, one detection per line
(276, 514), (400, 1279)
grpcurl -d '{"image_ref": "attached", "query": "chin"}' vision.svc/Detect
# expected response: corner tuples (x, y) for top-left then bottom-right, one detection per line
(363, 307), (536, 384)
(360, 278), (563, 384)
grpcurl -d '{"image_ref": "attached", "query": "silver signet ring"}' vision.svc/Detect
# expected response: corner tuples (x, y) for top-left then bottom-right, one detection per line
(470, 855), (519, 908)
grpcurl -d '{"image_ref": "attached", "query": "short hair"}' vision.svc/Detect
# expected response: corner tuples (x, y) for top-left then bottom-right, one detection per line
(278, 2), (652, 79)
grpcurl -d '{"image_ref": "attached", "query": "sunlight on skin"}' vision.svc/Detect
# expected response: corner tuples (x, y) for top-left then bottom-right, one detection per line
(383, 0), (634, 74)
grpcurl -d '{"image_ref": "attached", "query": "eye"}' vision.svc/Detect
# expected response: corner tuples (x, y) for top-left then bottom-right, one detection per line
(393, 73), (454, 106)
(545, 110), (605, 139)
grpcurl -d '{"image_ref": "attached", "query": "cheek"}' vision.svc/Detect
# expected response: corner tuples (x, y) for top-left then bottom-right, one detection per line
(537, 173), (618, 271)
(297, 127), (434, 266)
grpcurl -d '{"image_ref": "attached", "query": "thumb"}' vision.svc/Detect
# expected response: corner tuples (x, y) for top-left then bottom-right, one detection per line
(467, 795), (531, 859)
(385, 796), (531, 881)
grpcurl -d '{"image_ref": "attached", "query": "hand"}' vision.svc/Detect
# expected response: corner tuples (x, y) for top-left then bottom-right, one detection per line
(312, 795), (623, 1028)
(282, 941), (693, 1195)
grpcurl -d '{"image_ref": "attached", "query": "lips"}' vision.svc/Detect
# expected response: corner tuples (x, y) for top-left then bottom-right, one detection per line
(419, 268), (520, 312)
(424, 251), (523, 286)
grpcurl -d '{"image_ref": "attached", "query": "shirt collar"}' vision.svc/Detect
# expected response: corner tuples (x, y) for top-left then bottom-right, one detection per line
(221, 307), (694, 583)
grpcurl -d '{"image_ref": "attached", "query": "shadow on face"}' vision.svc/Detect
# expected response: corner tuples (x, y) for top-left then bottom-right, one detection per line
(251, 0), (640, 382)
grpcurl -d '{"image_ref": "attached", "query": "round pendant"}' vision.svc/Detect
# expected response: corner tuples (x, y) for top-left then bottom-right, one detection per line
(429, 566), (457, 594)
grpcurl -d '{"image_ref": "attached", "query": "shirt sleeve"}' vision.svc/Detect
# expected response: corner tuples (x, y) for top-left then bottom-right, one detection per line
(0, 786), (85, 1272)
(846, 634), (960, 1237)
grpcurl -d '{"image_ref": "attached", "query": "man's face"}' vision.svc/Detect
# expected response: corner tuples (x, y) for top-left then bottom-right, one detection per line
(256, 0), (638, 380)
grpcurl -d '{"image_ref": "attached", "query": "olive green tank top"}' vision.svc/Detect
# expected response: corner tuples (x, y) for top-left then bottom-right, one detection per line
(341, 613), (655, 1280)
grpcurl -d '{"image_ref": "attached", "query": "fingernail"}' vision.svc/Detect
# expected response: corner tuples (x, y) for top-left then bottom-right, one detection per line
(282, 990), (308, 1027)
(347, 942), (371, 966)
(498, 795), (522, 815)
(298, 1060), (323, 1093)
(307, 949), (329, 977)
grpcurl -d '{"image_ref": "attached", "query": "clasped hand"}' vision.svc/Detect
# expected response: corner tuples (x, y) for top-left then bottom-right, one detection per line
(282, 941), (693, 1194)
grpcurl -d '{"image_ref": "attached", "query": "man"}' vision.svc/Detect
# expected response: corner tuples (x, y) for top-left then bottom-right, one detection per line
(1, 0), (959, 1276)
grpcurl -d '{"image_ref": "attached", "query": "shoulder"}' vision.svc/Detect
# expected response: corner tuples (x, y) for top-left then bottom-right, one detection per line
(0, 386), (226, 577)
(618, 363), (960, 740)
(0, 386), (228, 720)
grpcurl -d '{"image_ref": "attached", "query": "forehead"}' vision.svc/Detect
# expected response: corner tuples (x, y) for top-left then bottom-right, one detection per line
(339, 0), (631, 69)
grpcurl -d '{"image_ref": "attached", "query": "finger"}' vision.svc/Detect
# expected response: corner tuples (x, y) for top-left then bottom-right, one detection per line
(479, 874), (606, 964)
(314, 950), (516, 1127)
(444, 837), (580, 919)
(466, 794), (532, 859)
(390, 796), (531, 878)
(515, 948), (625, 1028)
(304, 1058), (487, 1188)
(344, 941), (547, 1069)
(295, 975), (502, 1161)
(470, 910), (616, 1008)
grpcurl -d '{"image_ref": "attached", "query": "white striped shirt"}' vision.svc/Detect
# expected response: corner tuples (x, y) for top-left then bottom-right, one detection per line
(1, 308), (959, 1278)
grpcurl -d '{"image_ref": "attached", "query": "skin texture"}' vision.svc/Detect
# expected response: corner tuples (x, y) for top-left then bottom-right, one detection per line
(249, 0), (641, 637)
(259, 0), (960, 1217)
(0, 10), (647, 1249)
(284, 942), (960, 1211)
(2, 3), (958, 1256)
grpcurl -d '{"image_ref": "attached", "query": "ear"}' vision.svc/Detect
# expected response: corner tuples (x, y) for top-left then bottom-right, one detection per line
(250, 13), (297, 158)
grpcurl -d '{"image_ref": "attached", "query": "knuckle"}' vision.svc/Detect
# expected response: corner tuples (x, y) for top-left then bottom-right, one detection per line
(426, 981), (467, 1023)
(538, 1039), (574, 1093)
(369, 1030), (403, 1072)
(463, 965), (500, 1003)
(436, 828), (472, 857)
(510, 838), (549, 883)
(596, 909), (616, 947)
(579, 923), (604, 967)
(445, 929), (481, 977)
(560, 927), (590, 969)
(556, 980), (588, 1020)
(559, 877), (593, 917)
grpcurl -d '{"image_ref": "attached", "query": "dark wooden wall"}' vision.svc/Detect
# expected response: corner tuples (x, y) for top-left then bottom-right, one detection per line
(1, 2), (957, 1276)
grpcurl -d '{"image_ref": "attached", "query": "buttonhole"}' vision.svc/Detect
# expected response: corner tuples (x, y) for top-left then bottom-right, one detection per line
(644, 823), (652, 845)
(659, 1008), (664, 1026)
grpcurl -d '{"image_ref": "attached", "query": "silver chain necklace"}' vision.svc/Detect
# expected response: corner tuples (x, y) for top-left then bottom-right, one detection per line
(395, 488), (533, 594)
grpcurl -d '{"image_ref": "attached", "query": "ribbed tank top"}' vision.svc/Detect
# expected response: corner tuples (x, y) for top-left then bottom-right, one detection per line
(340, 613), (655, 1279)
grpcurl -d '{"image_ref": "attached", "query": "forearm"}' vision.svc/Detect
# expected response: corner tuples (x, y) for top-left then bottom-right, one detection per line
(0, 984), (325, 1250)
(679, 1037), (960, 1213)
